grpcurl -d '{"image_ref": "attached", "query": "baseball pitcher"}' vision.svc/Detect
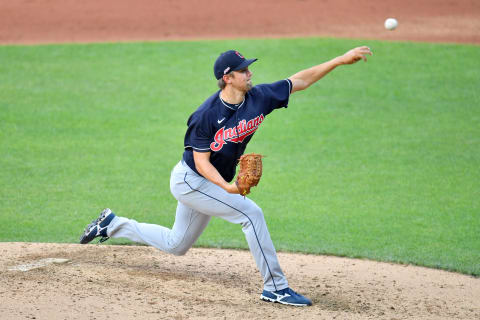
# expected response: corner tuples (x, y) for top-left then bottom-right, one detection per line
(79, 46), (372, 306)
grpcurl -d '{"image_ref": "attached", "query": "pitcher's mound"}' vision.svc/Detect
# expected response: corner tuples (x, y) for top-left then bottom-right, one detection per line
(1, 242), (479, 319)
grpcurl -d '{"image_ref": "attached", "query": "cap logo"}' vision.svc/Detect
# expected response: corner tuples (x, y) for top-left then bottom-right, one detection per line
(224, 67), (231, 74)
(235, 51), (244, 59)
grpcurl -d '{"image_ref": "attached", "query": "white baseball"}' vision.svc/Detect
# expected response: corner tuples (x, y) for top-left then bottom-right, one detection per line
(384, 18), (398, 31)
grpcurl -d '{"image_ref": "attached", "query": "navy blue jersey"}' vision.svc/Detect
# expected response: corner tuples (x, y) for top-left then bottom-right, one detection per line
(183, 79), (292, 182)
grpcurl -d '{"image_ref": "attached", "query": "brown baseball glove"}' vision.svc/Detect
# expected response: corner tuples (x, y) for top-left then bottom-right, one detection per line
(235, 153), (263, 196)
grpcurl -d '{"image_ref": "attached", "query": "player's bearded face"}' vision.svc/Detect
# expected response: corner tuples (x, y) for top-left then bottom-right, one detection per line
(231, 68), (253, 92)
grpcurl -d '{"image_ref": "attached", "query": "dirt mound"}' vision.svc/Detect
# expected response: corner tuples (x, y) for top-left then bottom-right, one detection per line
(1, 242), (479, 319)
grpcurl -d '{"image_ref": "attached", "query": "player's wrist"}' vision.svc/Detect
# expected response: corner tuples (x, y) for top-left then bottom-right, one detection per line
(333, 56), (347, 66)
(225, 183), (240, 194)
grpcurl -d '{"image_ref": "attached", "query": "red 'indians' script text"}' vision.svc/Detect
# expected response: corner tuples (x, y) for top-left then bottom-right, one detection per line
(210, 114), (264, 151)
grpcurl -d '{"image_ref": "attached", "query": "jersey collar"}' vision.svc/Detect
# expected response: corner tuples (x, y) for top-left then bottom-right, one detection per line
(219, 92), (245, 111)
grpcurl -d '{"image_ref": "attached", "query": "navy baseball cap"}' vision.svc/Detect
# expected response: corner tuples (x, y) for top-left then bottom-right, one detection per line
(213, 50), (257, 80)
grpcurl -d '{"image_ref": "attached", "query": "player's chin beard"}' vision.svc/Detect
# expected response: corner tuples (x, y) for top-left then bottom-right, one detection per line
(246, 81), (253, 91)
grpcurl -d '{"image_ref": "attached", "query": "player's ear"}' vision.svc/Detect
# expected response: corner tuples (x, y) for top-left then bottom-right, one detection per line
(223, 73), (234, 84)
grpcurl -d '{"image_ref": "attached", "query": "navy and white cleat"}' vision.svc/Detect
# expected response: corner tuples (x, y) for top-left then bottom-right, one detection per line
(79, 208), (116, 244)
(261, 287), (312, 306)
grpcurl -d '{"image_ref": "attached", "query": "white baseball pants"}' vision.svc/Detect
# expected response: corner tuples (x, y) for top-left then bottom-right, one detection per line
(106, 160), (288, 291)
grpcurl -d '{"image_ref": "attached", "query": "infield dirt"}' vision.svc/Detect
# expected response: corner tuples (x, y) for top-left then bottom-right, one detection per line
(2, 243), (479, 320)
(1, 0), (479, 44)
(1, 0), (479, 319)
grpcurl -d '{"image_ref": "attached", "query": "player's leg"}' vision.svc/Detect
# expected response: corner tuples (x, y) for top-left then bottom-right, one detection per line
(173, 166), (288, 292)
(106, 202), (210, 256)
(79, 161), (211, 255)
(174, 162), (312, 306)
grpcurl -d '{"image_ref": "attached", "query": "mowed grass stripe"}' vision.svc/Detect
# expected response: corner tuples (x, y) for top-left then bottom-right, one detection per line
(0, 38), (479, 276)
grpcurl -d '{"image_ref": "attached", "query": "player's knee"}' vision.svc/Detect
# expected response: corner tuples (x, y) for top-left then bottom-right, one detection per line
(164, 234), (191, 256)
(169, 246), (189, 256)
(252, 206), (264, 219)
(167, 240), (190, 256)
(243, 204), (265, 226)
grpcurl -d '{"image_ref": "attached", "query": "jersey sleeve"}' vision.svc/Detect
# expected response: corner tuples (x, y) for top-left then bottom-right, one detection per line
(184, 112), (214, 152)
(256, 79), (292, 114)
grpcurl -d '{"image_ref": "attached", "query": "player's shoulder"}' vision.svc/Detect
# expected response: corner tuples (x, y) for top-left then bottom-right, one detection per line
(253, 79), (292, 93)
(189, 91), (222, 123)
(197, 91), (222, 115)
(250, 79), (292, 99)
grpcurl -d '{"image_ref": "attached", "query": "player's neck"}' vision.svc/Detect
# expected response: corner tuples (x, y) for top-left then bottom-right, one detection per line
(220, 87), (246, 105)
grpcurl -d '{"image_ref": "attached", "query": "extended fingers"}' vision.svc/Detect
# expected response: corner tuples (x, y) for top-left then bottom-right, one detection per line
(342, 46), (373, 64)
(358, 46), (373, 54)
(357, 46), (372, 61)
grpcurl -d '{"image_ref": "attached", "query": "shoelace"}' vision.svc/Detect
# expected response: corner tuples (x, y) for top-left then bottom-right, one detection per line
(88, 210), (109, 229)
(86, 214), (104, 230)
(84, 212), (110, 243)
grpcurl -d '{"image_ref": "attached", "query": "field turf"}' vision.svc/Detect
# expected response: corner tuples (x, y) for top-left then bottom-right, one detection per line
(1, 38), (479, 276)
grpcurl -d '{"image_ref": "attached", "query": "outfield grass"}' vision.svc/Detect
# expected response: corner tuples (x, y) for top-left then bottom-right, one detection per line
(1, 38), (479, 276)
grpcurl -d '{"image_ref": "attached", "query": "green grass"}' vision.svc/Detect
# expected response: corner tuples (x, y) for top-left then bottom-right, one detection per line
(1, 38), (479, 276)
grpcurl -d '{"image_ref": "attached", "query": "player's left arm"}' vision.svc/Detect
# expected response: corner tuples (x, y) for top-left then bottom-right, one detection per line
(288, 46), (372, 94)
